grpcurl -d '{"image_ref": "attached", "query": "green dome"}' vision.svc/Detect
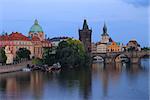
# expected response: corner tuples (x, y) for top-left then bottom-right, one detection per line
(29, 19), (43, 33)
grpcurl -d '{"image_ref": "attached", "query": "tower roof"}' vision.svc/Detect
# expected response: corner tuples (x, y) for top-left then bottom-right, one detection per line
(29, 19), (43, 33)
(101, 22), (109, 36)
(82, 19), (89, 30)
(103, 22), (107, 33)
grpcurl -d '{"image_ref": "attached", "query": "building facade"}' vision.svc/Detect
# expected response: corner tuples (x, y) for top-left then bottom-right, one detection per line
(49, 37), (69, 47)
(126, 39), (141, 51)
(107, 42), (123, 52)
(0, 32), (33, 57)
(95, 23), (113, 53)
(28, 20), (52, 58)
(0, 20), (51, 64)
(93, 23), (124, 53)
(48, 37), (70, 54)
(79, 19), (92, 53)
(96, 42), (107, 53)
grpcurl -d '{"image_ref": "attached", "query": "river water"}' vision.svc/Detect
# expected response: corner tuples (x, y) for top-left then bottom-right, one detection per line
(0, 58), (149, 100)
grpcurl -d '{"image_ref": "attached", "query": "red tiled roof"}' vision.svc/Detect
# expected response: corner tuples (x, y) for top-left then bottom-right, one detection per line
(0, 32), (30, 41)
(9, 32), (30, 41)
(0, 35), (9, 41)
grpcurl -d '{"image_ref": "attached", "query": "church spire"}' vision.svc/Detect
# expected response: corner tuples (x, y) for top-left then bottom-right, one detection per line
(103, 22), (107, 34)
(83, 19), (89, 30)
(102, 22), (109, 36)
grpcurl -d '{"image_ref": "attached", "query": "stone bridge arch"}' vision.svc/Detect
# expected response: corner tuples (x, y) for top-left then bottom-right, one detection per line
(93, 55), (105, 62)
(113, 54), (130, 63)
(92, 50), (150, 64)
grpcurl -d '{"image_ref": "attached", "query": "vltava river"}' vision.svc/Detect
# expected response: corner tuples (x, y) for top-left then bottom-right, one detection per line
(0, 58), (149, 100)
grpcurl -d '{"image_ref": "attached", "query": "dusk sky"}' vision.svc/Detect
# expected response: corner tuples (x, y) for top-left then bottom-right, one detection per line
(0, 0), (149, 47)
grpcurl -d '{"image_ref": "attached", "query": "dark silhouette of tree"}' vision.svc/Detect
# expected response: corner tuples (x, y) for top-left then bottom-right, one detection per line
(16, 48), (31, 62)
(43, 47), (57, 66)
(32, 58), (43, 66)
(141, 47), (150, 51)
(56, 38), (90, 69)
(42, 38), (91, 69)
(0, 48), (7, 65)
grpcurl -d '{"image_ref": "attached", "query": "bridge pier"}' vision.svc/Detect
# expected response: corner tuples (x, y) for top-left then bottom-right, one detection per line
(105, 57), (115, 64)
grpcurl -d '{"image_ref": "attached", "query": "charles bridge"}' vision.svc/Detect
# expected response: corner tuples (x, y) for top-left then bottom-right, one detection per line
(92, 50), (150, 64)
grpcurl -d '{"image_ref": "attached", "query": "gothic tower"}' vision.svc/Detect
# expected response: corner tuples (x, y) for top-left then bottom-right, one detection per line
(101, 22), (110, 43)
(79, 19), (92, 53)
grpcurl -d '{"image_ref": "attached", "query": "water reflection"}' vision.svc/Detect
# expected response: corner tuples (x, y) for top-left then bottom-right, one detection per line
(91, 60), (148, 100)
(0, 59), (149, 100)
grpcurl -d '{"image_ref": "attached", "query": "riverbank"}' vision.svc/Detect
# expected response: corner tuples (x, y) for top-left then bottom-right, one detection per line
(0, 60), (32, 74)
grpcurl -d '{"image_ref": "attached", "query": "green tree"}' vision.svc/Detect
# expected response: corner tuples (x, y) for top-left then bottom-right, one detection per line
(32, 58), (43, 66)
(56, 38), (91, 69)
(42, 38), (91, 69)
(141, 47), (150, 51)
(0, 48), (7, 65)
(42, 47), (57, 66)
(16, 48), (31, 61)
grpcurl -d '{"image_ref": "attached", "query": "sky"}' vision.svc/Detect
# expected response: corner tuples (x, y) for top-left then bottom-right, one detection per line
(0, 0), (149, 47)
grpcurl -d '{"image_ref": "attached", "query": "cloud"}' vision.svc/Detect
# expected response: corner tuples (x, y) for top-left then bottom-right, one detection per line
(122, 0), (149, 7)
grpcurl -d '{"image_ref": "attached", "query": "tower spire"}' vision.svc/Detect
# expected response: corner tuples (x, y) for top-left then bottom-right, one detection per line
(103, 22), (107, 34)
(83, 19), (89, 29)
(101, 22), (109, 36)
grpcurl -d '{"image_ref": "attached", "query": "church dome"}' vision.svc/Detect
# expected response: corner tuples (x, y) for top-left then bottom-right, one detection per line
(29, 19), (43, 33)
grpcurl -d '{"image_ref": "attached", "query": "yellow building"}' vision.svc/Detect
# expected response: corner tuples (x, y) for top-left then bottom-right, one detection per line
(107, 42), (122, 52)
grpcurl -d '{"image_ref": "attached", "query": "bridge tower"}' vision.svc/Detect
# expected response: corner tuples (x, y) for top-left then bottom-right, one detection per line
(79, 19), (92, 53)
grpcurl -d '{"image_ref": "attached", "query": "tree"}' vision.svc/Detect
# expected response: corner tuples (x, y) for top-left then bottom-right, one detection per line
(42, 47), (57, 66)
(0, 48), (7, 65)
(16, 48), (31, 61)
(32, 58), (43, 66)
(42, 38), (91, 69)
(141, 47), (150, 51)
(56, 38), (91, 69)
